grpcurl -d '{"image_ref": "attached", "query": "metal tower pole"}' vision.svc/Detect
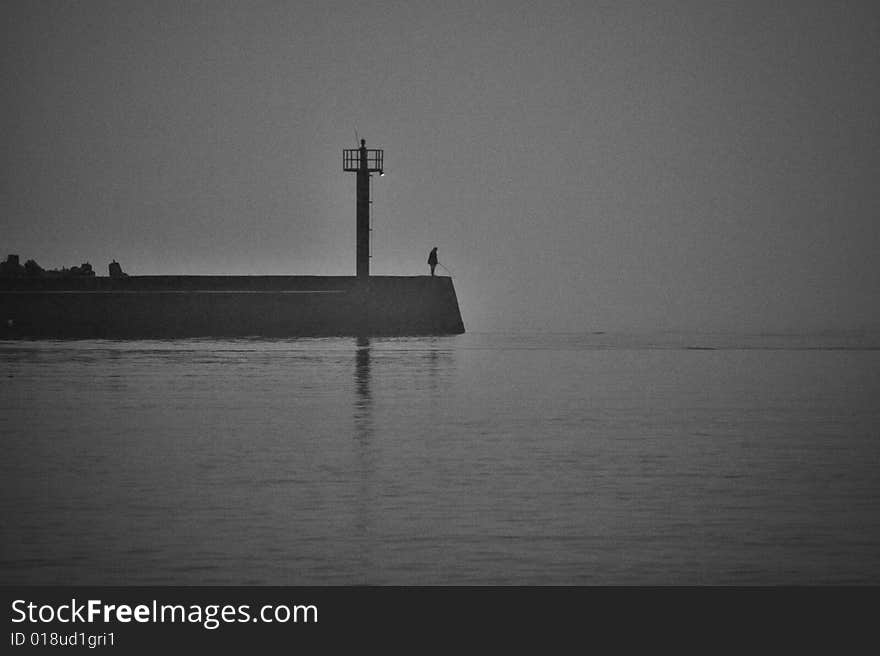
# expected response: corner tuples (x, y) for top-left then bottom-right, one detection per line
(356, 139), (370, 279)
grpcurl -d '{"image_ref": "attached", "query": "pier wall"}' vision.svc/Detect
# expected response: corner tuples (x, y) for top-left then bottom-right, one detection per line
(0, 276), (465, 338)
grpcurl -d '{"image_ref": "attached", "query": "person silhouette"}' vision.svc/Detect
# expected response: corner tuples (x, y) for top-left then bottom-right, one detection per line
(427, 247), (438, 276)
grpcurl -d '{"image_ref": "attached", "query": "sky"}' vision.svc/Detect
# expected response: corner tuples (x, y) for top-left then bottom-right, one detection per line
(2, 0), (878, 333)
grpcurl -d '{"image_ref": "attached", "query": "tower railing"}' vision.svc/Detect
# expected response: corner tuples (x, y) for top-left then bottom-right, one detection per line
(343, 148), (384, 173)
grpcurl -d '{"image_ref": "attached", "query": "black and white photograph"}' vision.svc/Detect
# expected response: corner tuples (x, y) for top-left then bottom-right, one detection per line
(2, 0), (879, 642)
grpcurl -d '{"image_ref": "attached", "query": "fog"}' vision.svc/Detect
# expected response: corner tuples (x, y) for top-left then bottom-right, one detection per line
(3, 1), (878, 332)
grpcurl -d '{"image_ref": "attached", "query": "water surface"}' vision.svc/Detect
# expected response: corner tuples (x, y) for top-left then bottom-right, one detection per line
(2, 332), (878, 584)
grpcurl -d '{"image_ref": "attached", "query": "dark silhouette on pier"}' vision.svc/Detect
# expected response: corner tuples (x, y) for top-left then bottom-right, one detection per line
(1, 254), (94, 278)
(428, 247), (438, 276)
(108, 260), (128, 278)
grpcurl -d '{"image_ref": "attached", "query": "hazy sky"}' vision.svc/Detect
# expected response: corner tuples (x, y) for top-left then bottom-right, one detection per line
(3, 0), (878, 332)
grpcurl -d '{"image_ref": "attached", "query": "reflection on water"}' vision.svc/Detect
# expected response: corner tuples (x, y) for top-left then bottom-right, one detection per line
(1, 333), (879, 584)
(352, 337), (373, 556)
(354, 336), (372, 435)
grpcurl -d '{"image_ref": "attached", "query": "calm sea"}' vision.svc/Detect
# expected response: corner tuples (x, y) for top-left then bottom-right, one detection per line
(2, 332), (879, 585)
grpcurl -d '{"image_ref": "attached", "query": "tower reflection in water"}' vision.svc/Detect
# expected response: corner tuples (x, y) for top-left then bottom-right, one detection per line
(349, 336), (455, 579)
(351, 336), (374, 568)
(354, 336), (372, 438)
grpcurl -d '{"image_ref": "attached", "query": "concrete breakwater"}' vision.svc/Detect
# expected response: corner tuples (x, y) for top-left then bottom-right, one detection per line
(0, 275), (465, 338)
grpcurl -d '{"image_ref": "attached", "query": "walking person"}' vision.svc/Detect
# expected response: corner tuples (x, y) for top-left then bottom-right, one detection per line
(427, 247), (438, 276)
